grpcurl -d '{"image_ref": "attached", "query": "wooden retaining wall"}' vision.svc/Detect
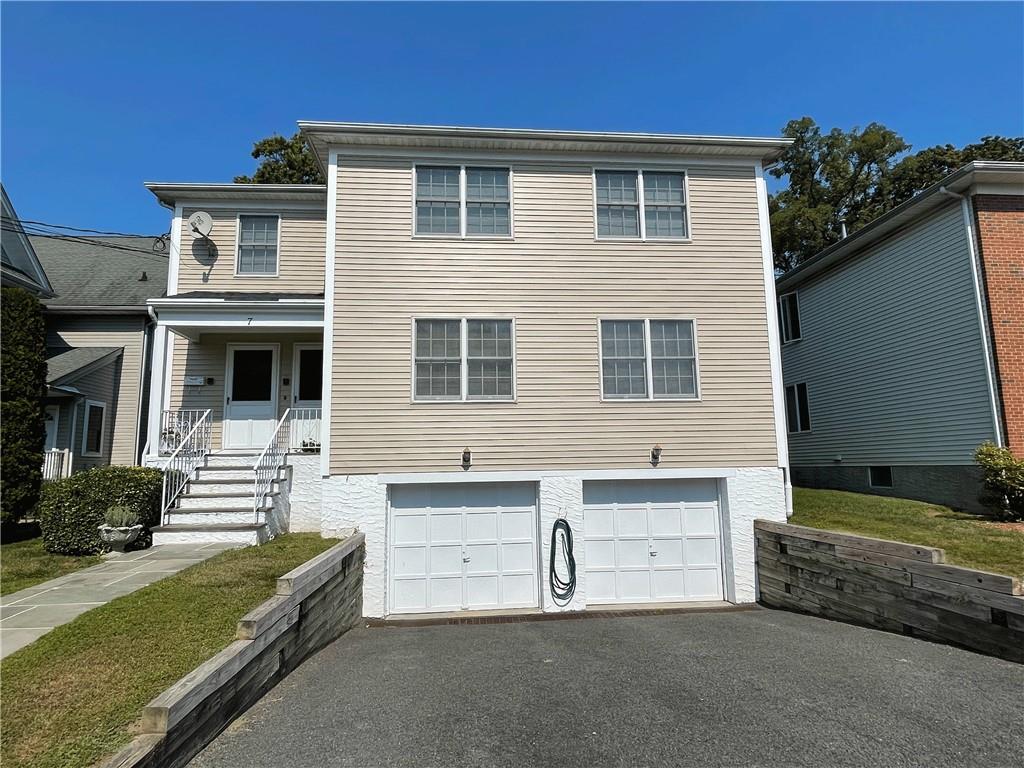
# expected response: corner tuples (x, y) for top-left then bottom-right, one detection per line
(103, 534), (366, 768)
(755, 521), (1023, 663)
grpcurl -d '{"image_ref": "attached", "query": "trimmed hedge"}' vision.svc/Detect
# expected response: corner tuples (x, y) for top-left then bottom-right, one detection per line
(976, 442), (1024, 521)
(1, 286), (47, 524)
(38, 466), (163, 555)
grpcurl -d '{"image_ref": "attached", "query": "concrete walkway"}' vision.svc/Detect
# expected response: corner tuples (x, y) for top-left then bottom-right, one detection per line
(0, 542), (238, 658)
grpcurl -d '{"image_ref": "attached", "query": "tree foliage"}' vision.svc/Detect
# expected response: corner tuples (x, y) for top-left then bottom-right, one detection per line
(234, 132), (324, 184)
(769, 118), (1024, 271)
(1, 286), (48, 524)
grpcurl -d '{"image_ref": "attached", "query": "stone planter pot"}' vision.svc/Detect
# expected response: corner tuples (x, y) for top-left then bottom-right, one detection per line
(98, 524), (144, 553)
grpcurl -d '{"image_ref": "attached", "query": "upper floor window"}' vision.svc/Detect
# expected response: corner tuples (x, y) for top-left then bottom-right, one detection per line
(785, 383), (811, 433)
(415, 166), (511, 238)
(595, 170), (688, 241)
(236, 215), (279, 275)
(413, 318), (515, 401)
(599, 319), (699, 400)
(778, 292), (801, 343)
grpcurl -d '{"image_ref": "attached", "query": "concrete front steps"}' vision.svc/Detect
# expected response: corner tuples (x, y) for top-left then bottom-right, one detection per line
(152, 453), (287, 546)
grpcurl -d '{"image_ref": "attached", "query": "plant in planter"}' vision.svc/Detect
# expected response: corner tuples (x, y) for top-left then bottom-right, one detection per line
(98, 505), (144, 553)
(300, 439), (321, 454)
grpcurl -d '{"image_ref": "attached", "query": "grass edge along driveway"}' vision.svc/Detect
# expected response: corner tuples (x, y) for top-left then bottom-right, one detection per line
(790, 487), (1024, 580)
(0, 533), (338, 768)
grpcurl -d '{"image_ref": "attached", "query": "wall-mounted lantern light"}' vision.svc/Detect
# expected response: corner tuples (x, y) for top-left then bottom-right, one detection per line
(651, 444), (662, 466)
(462, 447), (472, 469)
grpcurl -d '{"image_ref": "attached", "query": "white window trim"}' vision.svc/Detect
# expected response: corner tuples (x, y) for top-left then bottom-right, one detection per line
(81, 399), (106, 457)
(593, 168), (692, 243)
(410, 316), (517, 403)
(596, 317), (702, 402)
(233, 213), (281, 277)
(778, 291), (802, 344)
(868, 466), (894, 489)
(411, 165), (515, 241)
(785, 382), (812, 434)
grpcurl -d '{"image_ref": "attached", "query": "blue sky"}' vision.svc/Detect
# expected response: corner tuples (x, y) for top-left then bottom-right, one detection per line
(3, 1), (1022, 234)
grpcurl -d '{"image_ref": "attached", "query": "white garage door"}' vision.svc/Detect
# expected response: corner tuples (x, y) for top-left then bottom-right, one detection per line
(389, 483), (539, 614)
(584, 479), (724, 604)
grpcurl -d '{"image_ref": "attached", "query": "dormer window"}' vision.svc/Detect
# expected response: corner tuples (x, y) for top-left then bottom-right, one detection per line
(236, 215), (279, 275)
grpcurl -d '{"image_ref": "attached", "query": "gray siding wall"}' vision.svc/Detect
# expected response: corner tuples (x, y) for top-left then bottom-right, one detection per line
(782, 202), (996, 466)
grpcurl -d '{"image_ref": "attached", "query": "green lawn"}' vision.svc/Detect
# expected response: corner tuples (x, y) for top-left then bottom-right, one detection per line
(0, 533), (338, 768)
(1, 526), (101, 596)
(790, 487), (1024, 580)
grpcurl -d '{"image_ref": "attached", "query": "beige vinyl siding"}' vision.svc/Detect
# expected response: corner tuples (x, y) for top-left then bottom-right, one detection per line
(176, 209), (326, 293)
(330, 157), (778, 473)
(168, 332), (322, 449)
(67, 359), (120, 471)
(47, 315), (147, 465)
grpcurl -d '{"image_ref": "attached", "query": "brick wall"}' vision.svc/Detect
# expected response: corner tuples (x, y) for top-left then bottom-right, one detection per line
(974, 194), (1024, 456)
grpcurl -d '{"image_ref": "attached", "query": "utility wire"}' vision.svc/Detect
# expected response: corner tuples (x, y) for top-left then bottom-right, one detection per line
(1, 224), (168, 257)
(0, 216), (161, 239)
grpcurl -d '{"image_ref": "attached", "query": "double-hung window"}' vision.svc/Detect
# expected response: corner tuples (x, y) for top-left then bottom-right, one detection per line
(82, 399), (106, 457)
(595, 170), (688, 240)
(778, 292), (801, 343)
(236, 215), (279, 275)
(415, 166), (511, 237)
(414, 318), (514, 401)
(600, 319), (699, 400)
(785, 383), (811, 433)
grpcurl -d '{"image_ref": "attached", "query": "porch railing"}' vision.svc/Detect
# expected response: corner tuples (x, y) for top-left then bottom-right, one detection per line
(42, 448), (71, 481)
(288, 407), (322, 453)
(159, 409), (209, 455)
(254, 408), (292, 522)
(161, 409), (212, 523)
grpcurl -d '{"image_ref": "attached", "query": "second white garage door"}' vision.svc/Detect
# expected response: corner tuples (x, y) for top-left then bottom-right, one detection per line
(389, 483), (539, 614)
(584, 479), (724, 604)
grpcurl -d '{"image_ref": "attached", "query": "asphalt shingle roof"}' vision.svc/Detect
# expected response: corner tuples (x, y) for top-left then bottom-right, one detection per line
(31, 235), (168, 308)
(46, 346), (122, 385)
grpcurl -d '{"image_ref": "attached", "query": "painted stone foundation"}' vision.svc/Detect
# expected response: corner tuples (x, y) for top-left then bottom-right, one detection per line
(320, 467), (787, 618)
(285, 453), (323, 532)
(791, 464), (986, 513)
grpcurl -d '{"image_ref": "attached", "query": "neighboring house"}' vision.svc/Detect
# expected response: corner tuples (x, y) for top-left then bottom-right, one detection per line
(33, 235), (169, 477)
(777, 161), (1024, 512)
(1, 185), (54, 296)
(145, 121), (793, 618)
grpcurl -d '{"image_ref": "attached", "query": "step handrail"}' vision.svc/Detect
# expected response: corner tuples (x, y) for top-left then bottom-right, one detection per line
(160, 409), (212, 523)
(253, 408), (291, 522)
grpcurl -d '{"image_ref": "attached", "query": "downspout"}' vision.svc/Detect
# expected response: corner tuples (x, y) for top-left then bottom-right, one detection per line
(136, 308), (156, 462)
(939, 186), (1005, 447)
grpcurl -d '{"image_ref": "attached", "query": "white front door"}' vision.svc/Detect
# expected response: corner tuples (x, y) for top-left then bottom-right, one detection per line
(290, 344), (322, 451)
(43, 405), (59, 450)
(389, 483), (539, 614)
(584, 479), (724, 604)
(223, 344), (279, 450)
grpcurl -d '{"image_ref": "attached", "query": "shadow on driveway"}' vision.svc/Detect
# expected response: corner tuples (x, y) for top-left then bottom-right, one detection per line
(190, 608), (1023, 768)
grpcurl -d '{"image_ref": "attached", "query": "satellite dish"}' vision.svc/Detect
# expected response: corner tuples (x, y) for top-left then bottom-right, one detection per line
(187, 211), (213, 239)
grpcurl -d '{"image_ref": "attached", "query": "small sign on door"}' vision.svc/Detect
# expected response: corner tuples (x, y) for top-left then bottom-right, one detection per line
(184, 375), (205, 386)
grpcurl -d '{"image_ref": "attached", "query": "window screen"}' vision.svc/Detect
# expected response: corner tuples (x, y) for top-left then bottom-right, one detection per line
(778, 293), (801, 343)
(596, 171), (640, 238)
(466, 168), (510, 236)
(84, 404), (104, 454)
(414, 319), (462, 399)
(231, 349), (274, 402)
(785, 383), (811, 433)
(467, 319), (513, 399)
(415, 167), (461, 235)
(650, 320), (696, 398)
(643, 173), (687, 238)
(600, 320), (648, 398)
(237, 216), (278, 274)
(297, 348), (323, 402)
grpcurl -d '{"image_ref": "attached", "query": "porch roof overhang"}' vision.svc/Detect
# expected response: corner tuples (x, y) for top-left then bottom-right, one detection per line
(148, 294), (324, 342)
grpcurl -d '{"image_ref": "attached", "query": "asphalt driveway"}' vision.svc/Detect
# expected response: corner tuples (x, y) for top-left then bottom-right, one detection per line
(190, 608), (1024, 768)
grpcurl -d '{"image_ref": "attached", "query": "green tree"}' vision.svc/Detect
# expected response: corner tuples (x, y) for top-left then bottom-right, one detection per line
(234, 132), (324, 184)
(1, 286), (47, 524)
(770, 118), (1024, 271)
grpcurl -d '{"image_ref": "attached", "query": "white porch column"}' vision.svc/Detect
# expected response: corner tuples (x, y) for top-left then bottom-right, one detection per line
(146, 324), (169, 460)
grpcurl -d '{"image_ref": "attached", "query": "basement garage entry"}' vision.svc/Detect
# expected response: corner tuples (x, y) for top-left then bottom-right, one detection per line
(388, 482), (539, 614)
(584, 479), (724, 604)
